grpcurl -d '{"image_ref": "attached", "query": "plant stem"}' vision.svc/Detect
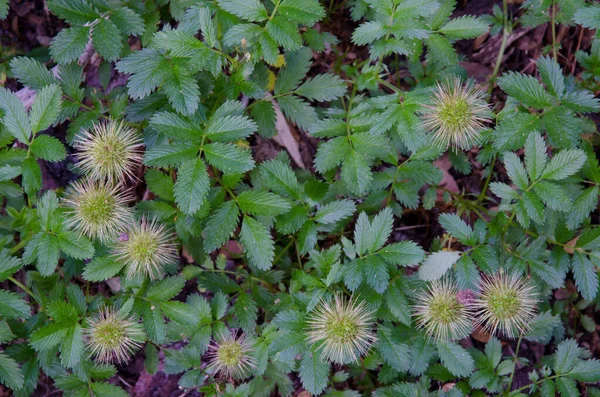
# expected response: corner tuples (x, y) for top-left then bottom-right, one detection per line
(8, 276), (36, 301)
(506, 334), (523, 392)
(489, 0), (510, 92)
(551, 0), (557, 60)
(477, 154), (497, 203)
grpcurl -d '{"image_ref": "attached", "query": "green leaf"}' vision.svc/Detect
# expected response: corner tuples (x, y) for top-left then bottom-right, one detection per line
(275, 48), (312, 94)
(21, 157), (41, 195)
(0, 88), (32, 144)
(492, 112), (540, 151)
(163, 64), (200, 116)
(233, 293), (258, 333)
(217, 0), (268, 22)
(240, 216), (275, 270)
(60, 324), (84, 368)
(574, 4), (600, 30)
(143, 142), (199, 168)
(503, 152), (529, 190)
(567, 186), (599, 230)
(30, 322), (70, 351)
(294, 74), (347, 102)
(524, 132), (547, 181)
(147, 276), (185, 301)
(10, 57), (56, 89)
(116, 49), (169, 99)
(111, 7), (145, 36)
(439, 213), (475, 246)
(438, 16), (489, 39)
(0, 0), (7, 19)
(174, 158), (210, 215)
(567, 359), (600, 382)
(0, 351), (24, 391)
(57, 230), (95, 260)
(47, 0), (100, 24)
(364, 256), (390, 294)
(30, 84), (62, 133)
(90, 382), (129, 397)
(299, 351), (329, 396)
(341, 150), (372, 195)
(50, 26), (90, 64)
(386, 285), (411, 325)
(278, 0), (325, 25)
(537, 56), (565, 97)
(206, 114), (257, 142)
(149, 112), (202, 141)
(314, 137), (350, 173)
(91, 19), (122, 61)
(377, 326), (411, 371)
(237, 190), (291, 216)
(159, 301), (198, 327)
(418, 251), (461, 281)
(378, 241), (425, 266)
(30, 135), (67, 162)
(145, 169), (174, 201)
(498, 72), (553, 108)
(554, 339), (580, 374)
(266, 17), (303, 51)
(541, 149), (586, 180)
(203, 143), (255, 174)
(0, 290), (30, 320)
(352, 21), (387, 45)
(542, 106), (582, 149)
(425, 34), (457, 66)
(82, 257), (126, 282)
(259, 159), (303, 199)
(0, 250), (23, 282)
(203, 200), (240, 252)
(36, 233), (60, 276)
(437, 340), (474, 377)
(314, 200), (356, 224)
(455, 255), (480, 291)
(572, 252), (598, 301)
(277, 95), (318, 131)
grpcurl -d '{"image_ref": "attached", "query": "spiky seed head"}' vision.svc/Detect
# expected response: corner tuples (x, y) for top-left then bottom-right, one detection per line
(85, 307), (145, 364)
(473, 271), (538, 339)
(111, 217), (177, 280)
(63, 179), (133, 243)
(421, 77), (491, 150)
(306, 294), (377, 364)
(75, 120), (143, 183)
(207, 331), (256, 379)
(413, 279), (474, 341)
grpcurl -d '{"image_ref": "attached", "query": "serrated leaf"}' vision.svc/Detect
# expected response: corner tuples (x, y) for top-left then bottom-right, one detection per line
(233, 293), (258, 333)
(378, 241), (425, 266)
(299, 352), (329, 396)
(174, 158), (209, 215)
(30, 135), (66, 162)
(50, 26), (90, 64)
(524, 132), (547, 181)
(438, 16), (489, 39)
(217, 0), (268, 22)
(278, 0), (325, 25)
(377, 326), (410, 372)
(437, 340), (474, 377)
(240, 216), (274, 270)
(237, 190), (291, 216)
(439, 213), (475, 245)
(203, 200), (240, 252)
(203, 142), (255, 174)
(341, 150), (372, 195)
(146, 276), (185, 301)
(541, 148), (586, 180)
(497, 72), (553, 108)
(537, 56), (565, 97)
(10, 57), (56, 89)
(294, 74), (347, 102)
(0, 88), (32, 144)
(0, 290), (30, 320)
(0, 351), (24, 391)
(163, 64), (200, 116)
(503, 152), (529, 190)
(91, 19), (122, 61)
(418, 251), (461, 281)
(572, 252), (598, 301)
(82, 257), (126, 282)
(60, 324), (83, 368)
(314, 200), (356, 224)
(259, 159), (303, 199)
